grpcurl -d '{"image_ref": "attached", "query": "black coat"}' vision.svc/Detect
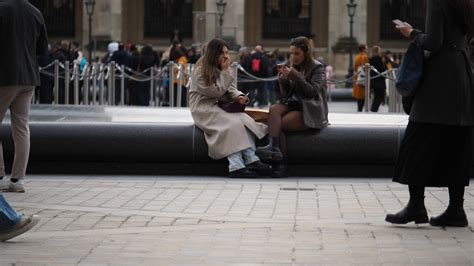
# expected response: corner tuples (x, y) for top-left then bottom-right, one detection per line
(0, 0), (48, 86)
(410, 0), (473, 125)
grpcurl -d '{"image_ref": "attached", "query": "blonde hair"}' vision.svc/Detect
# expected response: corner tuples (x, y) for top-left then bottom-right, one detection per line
(370, 45), (382, 57)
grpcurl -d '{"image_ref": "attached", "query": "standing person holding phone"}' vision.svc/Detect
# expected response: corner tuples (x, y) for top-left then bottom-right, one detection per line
(255, 36), (328, 177)
(386, 0), (474, 227)
(189, 39), (271, 178)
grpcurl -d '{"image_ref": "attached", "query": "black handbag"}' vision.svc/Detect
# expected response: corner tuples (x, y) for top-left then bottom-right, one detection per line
(217, 100), (245, 113)
(395, 41), (424, 97)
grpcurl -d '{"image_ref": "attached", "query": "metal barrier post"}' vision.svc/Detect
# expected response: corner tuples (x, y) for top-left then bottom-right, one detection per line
(92, 63), (98, 105)
(230, 62), (238, 87)
(149, 67), (154, 106)
(108, 62), (115, 105)
(177, 64), (183, 107)
(364, 63), (371, 112)
(120, 64), (125, 106)
(99, 64), (105, 105)
(73, 64), (79, 105)
(53, 60), (59, 104)
(64, 61), (70, 105)
(83, 64), (89, 105)
(168, 61), (175, 107)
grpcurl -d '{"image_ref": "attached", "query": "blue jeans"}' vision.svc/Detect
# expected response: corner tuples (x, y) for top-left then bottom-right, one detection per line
(0, 194), (20, 231)
(227, 129), (260, 172)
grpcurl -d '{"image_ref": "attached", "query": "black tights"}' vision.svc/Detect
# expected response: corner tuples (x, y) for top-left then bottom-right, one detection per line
(409, 185), (465, 206)
(267, 103), (307, 156)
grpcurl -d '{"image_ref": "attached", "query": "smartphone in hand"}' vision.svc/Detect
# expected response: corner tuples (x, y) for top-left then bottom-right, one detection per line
(392, 19), (405, 27)
(277, 63), (286, 70)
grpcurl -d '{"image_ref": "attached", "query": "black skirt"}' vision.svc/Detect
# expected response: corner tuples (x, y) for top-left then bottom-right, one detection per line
(393, 121), (473, 187)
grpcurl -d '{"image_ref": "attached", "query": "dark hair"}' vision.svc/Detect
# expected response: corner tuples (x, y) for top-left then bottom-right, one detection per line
(289, 36), (314, 72)
(358, 44), (367, 52)
(448, 0), (474, 35)
(196, 38), (229, 85)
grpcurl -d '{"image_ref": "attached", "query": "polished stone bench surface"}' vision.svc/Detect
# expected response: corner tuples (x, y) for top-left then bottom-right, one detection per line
(1, 105), (471, 177)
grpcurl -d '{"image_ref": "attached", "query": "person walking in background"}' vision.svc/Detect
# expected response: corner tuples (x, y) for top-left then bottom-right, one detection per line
(189, 39), (271, 178)
(368, 45), (387, 112)
(352, 44), (368, 112)
(385, 0), (474, 227)
(246, 45), (270, 108)
(256, 36), (329, 178)
(0, 0), (49, 193)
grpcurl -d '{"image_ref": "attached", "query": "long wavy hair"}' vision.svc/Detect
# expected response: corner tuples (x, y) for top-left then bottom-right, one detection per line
(196, 38), (229, 86)
(448, 0), (474, 35)
(289, 36), (315, 74)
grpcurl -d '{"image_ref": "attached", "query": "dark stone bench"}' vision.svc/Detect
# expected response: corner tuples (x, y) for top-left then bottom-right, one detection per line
(0, 105), (472, 177)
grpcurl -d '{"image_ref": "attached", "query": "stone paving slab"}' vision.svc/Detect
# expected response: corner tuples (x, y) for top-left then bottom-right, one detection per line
(0, 175), (473, 265)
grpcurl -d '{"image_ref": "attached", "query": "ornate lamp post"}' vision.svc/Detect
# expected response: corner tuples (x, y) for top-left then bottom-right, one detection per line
(84, 0), (96, 63)
(346, 0), (357, 86)
(216, 0), (227, 37)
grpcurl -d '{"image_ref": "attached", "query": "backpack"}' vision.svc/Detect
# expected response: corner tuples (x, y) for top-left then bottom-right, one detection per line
(251, 58), (261, 73)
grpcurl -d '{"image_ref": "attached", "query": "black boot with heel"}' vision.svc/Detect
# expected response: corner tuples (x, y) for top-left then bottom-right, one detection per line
(385, 185), (428, 224)
(429, 186), (468, 227)
(256, 137), (283, 161)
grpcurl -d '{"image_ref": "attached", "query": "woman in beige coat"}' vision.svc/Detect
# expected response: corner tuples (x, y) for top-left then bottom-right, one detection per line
(189, 39), (270, 178)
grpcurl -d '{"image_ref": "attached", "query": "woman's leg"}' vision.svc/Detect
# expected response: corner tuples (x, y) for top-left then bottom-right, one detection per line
(256, 104), (289, 161)
(385, 185), (428, 224)
(271, 111), (307, 178)
(430, 186), (468, 227)
(357, 99), (365, 112)
(242, 130), (272, 176)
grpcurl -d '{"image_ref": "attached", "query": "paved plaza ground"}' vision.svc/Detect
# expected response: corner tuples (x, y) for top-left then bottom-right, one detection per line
(0, 175), (472, 265)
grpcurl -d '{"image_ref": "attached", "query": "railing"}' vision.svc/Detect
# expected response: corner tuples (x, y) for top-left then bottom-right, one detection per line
(36, 61), (404, 113)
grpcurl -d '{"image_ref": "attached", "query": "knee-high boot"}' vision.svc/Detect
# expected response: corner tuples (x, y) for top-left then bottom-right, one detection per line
(385, 185), (428, 224)
(429, 186), (468, 227)
(256, 137), (283, 161)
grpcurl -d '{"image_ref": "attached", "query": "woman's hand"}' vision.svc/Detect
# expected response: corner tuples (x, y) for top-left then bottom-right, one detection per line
(237, 95), (250, 105)
(395, 21), (413, 38)
(278, 66), (291, 79)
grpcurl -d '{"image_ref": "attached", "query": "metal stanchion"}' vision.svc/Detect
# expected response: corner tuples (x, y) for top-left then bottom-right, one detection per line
(83, 64), (89, 105)
(364, 63), (371, 112)
(108, 62), (115, 105)
(120, 64), (125, 106)
(168, 62), (175, 107)
(99, 64), (105, 105)
(53, 60), (59, 104)
(177, 64), (183, 107)
(92, 63), (98, 105)
(73, 64), (79, 105)
(64, 61), (70, 105)
(149, 67), (154, 106)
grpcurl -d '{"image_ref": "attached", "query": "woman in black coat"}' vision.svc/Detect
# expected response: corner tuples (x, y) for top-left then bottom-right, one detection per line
(368, 45), (387, 112)
(386, 0), (474, 227)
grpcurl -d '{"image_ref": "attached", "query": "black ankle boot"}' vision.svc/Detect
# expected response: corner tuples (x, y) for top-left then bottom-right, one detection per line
(385, 198), (428, 224)
(256, 137), (283, 161)
(429, 200), (468, 227)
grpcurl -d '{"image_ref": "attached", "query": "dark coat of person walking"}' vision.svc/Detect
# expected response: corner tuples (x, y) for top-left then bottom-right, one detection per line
(386, 0), (474, 228)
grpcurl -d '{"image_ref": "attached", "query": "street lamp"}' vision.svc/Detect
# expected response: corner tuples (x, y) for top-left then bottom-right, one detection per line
(216, 0), (226, 36)
(84, 0), (95, 63)
(346, 0), (357, 86)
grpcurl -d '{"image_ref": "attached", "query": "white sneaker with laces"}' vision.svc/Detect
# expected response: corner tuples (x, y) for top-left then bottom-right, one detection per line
(6, 179), (25, 193)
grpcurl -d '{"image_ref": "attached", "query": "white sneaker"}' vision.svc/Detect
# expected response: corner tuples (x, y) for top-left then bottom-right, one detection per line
(1, 179), (25, 193)
(0, 214), (40, 241)
(0, 178), (10, 191)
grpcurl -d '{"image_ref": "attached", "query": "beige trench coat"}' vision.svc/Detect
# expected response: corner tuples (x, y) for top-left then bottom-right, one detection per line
(189, 66), (267, 159)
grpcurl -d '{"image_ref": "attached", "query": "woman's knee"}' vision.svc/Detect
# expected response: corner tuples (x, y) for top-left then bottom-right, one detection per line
(269, 103), (288, 116)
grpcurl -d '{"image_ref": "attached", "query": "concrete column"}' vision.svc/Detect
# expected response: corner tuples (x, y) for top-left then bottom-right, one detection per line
(83, 0), (123, 46)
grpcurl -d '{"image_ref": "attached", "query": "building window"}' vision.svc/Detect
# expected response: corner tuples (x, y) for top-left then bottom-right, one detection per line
(144, 0), (193, 40)
(30, 0), (75, 37)
(380, 0), (425, 40)
(262, 0), (311, 39)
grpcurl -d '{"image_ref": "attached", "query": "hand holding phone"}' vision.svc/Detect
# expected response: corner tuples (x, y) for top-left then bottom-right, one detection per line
(392, 19), (405, 27)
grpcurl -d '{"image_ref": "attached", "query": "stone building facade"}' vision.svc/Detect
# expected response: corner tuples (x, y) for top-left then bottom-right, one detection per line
(33, 0), (473, 76)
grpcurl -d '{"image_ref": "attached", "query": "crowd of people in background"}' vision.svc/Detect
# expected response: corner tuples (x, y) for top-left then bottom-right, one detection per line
(36, 37), (404, 110)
